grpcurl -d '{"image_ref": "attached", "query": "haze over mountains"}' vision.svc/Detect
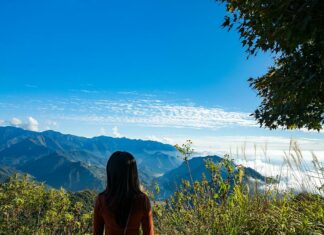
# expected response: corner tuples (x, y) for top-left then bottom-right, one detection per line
(0, 126), (180, 191)
(157, 155), (269, 198)
(0, 126), (267, 196)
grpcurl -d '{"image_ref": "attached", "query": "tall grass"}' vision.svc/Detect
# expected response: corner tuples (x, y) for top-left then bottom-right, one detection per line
(153, 140), (324, 234)
(233, 139), (324, 196)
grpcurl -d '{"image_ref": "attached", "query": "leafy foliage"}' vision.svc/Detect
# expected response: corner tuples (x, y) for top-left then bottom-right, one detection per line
(1, 153), (323, 234)
(0, 174), (93, 235)
(175, 140), (195, 185)
(153, 157), (324, 234)
(217, 0), (324, 130)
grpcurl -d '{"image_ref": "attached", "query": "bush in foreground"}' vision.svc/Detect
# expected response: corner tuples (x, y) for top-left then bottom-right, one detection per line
(153, 158), (324, 234)
(0, 157), (323, 234)
(0, 175), (93, 235)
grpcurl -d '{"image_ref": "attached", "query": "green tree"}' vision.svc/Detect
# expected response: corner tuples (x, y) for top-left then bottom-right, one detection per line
(217, 0), (324, 130)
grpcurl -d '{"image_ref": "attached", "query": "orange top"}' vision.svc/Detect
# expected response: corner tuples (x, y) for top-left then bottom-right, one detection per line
(93, 193), (154, 235)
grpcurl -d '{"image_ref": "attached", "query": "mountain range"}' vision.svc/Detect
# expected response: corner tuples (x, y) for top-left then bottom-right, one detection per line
(0, 126), (268, 197)
(0, 126), (180, 191)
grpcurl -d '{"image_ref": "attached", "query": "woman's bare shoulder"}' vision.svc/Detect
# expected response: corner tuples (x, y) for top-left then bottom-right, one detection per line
(132, 192), (151, 212)
(95, 191), (107, 204)
(134, 192), (149, 201)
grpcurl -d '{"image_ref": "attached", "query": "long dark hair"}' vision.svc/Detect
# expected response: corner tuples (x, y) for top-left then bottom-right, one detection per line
(103, 151), (142, 227)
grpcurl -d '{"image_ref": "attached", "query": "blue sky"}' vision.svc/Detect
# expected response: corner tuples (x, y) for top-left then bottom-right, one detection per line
(0, 0), (323, 160)
(0, 0), (272, 106)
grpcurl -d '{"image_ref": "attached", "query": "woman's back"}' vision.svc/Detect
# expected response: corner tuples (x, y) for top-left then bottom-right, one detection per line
(94, 192), (154, 235)
(93, 151), (154, 235)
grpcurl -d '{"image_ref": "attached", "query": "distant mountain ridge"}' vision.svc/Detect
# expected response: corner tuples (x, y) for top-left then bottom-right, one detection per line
(157, 155), (267, 198)
(0, 126), (180, 191)
(0, 126), (269, 197)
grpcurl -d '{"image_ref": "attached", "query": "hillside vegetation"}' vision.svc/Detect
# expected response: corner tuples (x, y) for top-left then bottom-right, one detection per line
(1, 152), (323, 235)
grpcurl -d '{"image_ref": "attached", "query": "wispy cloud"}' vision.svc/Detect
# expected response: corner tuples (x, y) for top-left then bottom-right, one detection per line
(1, 95), (322, 139)
(55, 98), (256, 129)
(145, 135), (174, 144)
(237, 158), (323, 194)
(80, 89), (99, 94)
(179, 135), (324, 160)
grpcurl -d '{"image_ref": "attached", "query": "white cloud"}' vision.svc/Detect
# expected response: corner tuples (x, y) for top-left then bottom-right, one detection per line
(58, 98), (256, 129)
(112, 126), (121, 138)
(10, 117), (22, 126)
(0, 119), (4, 126)
(237, 158), (323, 195)
(299, 128), (321, 133)
(172, 135), (324, 160)
(170, 135), (324, 194)
(5, 117), (40, 131)
(27, 116), (39, 131)
(142, 134), (324, 194)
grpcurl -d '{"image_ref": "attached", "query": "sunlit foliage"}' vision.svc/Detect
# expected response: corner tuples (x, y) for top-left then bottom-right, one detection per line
(1, 149), (323, 234)
(153, 158), (324, 234)
(0, 175), (93, 235)
(217, 0), (324, 130)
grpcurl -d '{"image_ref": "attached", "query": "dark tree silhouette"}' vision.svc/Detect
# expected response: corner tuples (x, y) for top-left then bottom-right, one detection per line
(217, 0), (324, 130)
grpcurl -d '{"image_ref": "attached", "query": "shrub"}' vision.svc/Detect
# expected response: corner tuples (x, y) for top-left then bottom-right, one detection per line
(153, 157), (324, 234)
(0, 174), (93, 235)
